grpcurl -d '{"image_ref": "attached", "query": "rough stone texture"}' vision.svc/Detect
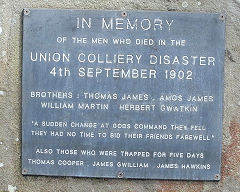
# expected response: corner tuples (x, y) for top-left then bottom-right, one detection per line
(0, 0), (239, 191)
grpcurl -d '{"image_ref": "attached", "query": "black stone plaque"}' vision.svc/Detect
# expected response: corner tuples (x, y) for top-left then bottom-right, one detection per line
(22, 9), (225, 180)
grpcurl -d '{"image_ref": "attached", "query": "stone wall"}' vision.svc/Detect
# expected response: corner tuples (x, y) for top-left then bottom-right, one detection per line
(0, 0), (239, 191)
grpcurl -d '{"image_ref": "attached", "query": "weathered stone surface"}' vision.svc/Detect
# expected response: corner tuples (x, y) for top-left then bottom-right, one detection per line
(0, 0), (239, 191)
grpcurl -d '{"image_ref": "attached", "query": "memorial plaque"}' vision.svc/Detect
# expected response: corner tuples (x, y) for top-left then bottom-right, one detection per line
(22, 9), (225, 180)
